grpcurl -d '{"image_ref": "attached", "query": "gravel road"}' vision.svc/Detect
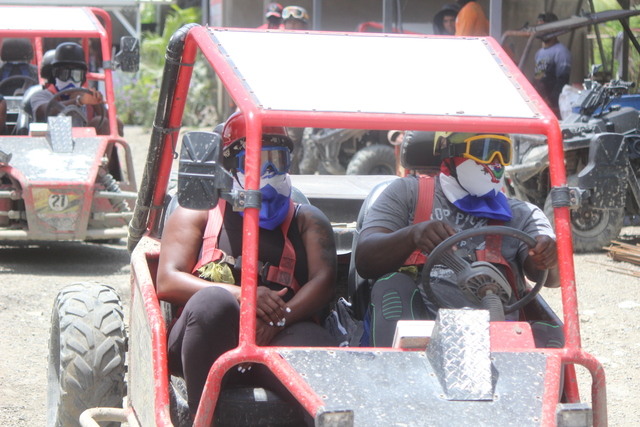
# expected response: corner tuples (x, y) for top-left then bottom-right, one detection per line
(1, 126), (639, 426)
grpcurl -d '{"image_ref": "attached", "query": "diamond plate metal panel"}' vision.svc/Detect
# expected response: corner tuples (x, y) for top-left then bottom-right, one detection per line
(427, 309), (493, 400)
(48, 116), (74, 153)
(280, 349), (548, 426)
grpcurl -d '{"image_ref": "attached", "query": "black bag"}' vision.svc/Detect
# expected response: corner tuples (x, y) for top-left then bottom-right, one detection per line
(323, 298), (364, 347)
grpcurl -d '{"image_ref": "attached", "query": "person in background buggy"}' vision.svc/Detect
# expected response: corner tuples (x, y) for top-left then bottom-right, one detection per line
(30, 42), (122, 135)
(282, 5), (309, 30)
(355, 132), (563, 348)
(157, 111), (338, 418)
(433, 3), (460, 36)
(258, 3), (284, 29)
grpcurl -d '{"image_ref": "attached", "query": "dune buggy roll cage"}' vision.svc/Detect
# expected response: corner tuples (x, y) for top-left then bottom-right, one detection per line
(128, 25), (606, 427)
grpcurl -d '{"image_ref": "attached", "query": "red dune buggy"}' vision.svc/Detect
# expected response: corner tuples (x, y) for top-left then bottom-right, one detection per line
(0, 6), (138, 243)
(51, 23), (603, 427)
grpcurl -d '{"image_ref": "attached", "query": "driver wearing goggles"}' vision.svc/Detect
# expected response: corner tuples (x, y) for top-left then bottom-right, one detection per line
(355, 131), (560, 348)
(30, 42), (122, 135)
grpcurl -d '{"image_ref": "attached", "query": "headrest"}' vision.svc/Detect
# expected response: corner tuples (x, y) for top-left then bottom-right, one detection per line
(1, 38), (33, 62)
(400, 131), (442, 173)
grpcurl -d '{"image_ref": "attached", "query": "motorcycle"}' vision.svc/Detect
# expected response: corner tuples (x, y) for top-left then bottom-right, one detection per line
(506, 75), (640, 252)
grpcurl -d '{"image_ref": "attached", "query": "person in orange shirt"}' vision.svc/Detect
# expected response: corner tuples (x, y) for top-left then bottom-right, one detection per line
(455, 0), (489, 37)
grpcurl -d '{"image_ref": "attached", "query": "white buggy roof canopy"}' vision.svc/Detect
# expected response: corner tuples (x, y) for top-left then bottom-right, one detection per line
(210, 29), (541, 120)
(0, 6), (105, 34)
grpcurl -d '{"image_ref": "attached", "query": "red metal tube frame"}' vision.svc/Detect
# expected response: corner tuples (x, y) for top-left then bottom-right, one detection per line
(148, 26), (605, 426)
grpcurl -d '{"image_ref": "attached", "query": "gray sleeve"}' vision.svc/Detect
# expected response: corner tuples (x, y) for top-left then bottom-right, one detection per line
(360, 177), (417, 233)
(508, 200), (555, 266)
(30, 89), (52, 118)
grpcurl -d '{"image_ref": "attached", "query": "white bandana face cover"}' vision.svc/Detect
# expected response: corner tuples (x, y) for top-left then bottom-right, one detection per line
(455, 158), (505, 197)
(439, 158), (513, 221)
(55, 78), (81, 92)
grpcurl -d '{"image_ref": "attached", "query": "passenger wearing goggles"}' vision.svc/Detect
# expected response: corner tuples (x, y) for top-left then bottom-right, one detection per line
(30, 42), (122, 135)
(282, 5), (309, 30)
(158, 111), (338, 418)
(356, 131), (561, 349)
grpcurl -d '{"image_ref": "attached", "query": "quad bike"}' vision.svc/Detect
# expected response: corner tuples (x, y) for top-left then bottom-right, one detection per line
(506, 73), (640, 252)
(297, 127), (396, 175)
(52, 23), (604, 427)
(0, 6), (140, 244)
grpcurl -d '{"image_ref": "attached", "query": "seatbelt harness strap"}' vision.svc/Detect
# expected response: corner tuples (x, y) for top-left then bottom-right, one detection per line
(192, 200), (300, 293)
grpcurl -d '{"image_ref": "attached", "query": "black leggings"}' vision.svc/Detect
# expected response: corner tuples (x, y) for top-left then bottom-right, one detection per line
(167, 286), (337, 414)
(367, 272), (565, 349)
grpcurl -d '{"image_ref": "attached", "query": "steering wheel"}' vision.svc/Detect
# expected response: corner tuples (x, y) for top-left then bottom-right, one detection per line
(0, 75), (38, 96)
(44, 88), (105, 129)
(421, 226), (548, 320)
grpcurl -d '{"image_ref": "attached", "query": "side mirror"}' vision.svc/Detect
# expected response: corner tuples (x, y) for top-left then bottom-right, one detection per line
(178, 131), (233, 210)
(114, 36), (140, 73)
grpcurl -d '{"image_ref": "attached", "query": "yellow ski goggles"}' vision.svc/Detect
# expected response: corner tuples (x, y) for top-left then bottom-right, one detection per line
(445, 134), (513, 166)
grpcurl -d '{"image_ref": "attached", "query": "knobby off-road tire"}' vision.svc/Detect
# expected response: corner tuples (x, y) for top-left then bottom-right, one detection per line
(543, 194), (624, 253)
(47, 283), (127, 427)
(346, 144), (396, 175)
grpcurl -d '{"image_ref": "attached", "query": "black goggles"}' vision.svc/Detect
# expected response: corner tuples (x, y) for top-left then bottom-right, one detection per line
(235, 146), (291, 176)
(53, 67), (86, 83)
(446, 134), (513, 166)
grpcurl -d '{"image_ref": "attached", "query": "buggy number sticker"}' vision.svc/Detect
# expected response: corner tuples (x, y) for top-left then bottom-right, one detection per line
(48, 194), (69, 211)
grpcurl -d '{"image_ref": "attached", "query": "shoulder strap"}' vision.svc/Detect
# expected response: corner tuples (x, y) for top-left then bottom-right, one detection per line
(192, 199), (301, 294)
(413, 175), (435, 224)
(265, 200), (300, 293)
(192, 201), (227, 273)
(18, 63), (30, 77)
(404, 175), (434, 266)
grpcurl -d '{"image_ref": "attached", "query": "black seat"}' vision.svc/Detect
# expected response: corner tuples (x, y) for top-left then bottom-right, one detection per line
(14, 84), (42, 135)
(347, 131), (442, 319)
(0, 39), (38, 97)
(400, 131), (441, 175)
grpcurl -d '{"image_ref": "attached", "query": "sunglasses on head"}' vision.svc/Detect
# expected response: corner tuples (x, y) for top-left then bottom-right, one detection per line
(235, 146), (291, 176)
(53, 67), (86, 83)
(282, 7), (308, 21)
(445, 134), (513, 166)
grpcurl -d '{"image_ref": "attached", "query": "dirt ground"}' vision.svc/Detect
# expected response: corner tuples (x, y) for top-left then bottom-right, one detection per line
(1, 126), (640, 426)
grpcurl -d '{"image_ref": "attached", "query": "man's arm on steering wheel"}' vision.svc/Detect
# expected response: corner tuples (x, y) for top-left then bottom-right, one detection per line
(32, 87), (104, 122)
(524, 234), (560, 288)
(356, 220), (456, 279)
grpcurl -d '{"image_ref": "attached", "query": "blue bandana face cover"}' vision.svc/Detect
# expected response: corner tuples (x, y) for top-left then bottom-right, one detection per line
(233, 147), (292, 230)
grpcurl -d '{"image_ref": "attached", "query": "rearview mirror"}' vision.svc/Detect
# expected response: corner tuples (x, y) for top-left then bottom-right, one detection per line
(178, 131), (233, 210)
(114, 36), (140, 73)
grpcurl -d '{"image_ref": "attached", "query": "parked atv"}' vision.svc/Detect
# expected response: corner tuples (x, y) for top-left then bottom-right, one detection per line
(298, 128), (396, 175)
(506, 76), (640, 252)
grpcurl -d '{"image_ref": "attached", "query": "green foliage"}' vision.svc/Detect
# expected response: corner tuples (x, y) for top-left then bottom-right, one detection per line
(114, 5), (218, 127)
(586, 0), (640, 89)
(140, 3), (156, 24)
